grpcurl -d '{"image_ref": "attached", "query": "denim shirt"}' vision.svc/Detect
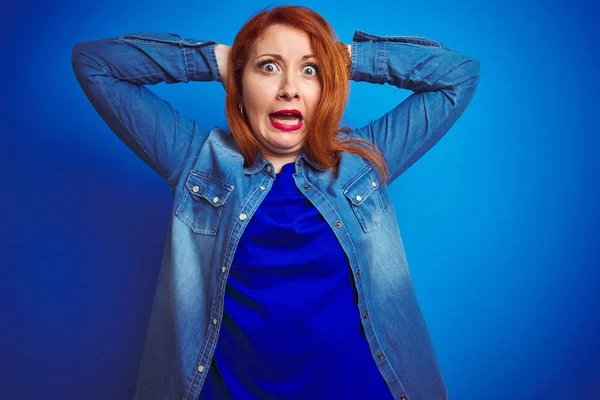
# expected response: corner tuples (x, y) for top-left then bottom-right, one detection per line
(72, 29), (479, 400)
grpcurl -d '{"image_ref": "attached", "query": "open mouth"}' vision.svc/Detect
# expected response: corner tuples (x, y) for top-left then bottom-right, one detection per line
(268, 112), (303, 132)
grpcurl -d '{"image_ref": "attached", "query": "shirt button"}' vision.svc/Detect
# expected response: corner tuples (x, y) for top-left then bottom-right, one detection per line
(222, 266), (226, 273)
(212, 196), (219, 204)
(400, 395), (407, 400)
(239, 213), (247, 221)
(378, 352), (384, 359)
(371, 181), (377, 187)
(335, 220), (342, 228)
(266, 166), (272, 173)
(197, 365), (205, 372)
(192, 185), (200, 193)
(355, 195), (362, 202)
(356, 269), (361, 275)
(213, 318), (218, 325)
(363, 312), (369, 319)
(304, 185), (311, 190)
(259, 185), (266, 190)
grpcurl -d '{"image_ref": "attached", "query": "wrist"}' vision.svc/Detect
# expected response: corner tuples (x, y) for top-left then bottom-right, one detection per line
(215, 44), (230, 83)
(335, 42), (352, 76)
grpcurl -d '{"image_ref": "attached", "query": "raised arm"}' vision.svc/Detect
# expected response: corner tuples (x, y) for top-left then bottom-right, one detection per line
(349, 30), (480, 184)
(71, 32), (224, 187)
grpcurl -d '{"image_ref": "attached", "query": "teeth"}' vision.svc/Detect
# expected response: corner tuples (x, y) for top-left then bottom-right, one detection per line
(270, 117), (301, 125)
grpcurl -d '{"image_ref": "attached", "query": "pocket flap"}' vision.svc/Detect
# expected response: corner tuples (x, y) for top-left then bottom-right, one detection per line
(185, 172), (233, 207)
(342, 168), (380, 207)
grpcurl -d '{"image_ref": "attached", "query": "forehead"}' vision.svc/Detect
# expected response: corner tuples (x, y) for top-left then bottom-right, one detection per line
(251, 24), (313, 56)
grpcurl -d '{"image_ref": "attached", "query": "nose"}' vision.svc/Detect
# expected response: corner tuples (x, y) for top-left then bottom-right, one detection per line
(278, 71), (299, 100)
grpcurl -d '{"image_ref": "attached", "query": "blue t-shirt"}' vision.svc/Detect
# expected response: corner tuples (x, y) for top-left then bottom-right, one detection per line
(199, 162), (394, 399)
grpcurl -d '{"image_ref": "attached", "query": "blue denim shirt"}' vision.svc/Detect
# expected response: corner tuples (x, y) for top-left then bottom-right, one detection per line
(72, 29), (479, 400)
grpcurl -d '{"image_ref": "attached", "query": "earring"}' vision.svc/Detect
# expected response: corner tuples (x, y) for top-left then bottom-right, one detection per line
(238, 103), (245, 118)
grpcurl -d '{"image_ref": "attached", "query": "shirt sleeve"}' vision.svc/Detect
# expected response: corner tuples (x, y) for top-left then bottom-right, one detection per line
(71, 32), (221, 186)
(350, 30), (480, 184)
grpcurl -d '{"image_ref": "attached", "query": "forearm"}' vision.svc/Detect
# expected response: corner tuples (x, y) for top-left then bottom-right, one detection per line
(72, 32), (221, 86)
(350, 31), (479, 92)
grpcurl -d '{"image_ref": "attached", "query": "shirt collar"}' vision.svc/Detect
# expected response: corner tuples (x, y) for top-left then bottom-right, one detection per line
(243, 149), (328, 176)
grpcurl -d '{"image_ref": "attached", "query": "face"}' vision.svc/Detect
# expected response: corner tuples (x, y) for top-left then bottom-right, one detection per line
(241, 24), (322, 168)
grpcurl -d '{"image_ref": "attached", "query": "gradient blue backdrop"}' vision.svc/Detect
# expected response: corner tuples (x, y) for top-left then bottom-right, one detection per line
(2, 0), (599, 399)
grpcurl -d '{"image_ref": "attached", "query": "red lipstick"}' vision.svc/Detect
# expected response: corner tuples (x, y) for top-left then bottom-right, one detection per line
(268, 110), (303, 131)
(269, 118), (302, 131)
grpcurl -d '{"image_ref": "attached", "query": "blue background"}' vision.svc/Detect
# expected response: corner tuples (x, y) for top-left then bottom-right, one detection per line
(2, 0), (599, 399)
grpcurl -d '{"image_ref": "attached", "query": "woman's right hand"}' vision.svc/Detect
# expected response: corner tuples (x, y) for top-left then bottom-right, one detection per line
(215, 44), (231, 92)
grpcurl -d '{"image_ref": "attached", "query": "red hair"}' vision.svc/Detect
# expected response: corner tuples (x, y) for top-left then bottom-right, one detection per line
(225, 5), (389, 183)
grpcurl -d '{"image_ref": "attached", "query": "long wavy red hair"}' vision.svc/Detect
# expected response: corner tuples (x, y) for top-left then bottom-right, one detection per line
(225, 5), (389, 183)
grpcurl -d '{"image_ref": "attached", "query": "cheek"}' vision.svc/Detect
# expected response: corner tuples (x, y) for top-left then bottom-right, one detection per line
(245, 90), (277, 119)
(307, 88), (322, 116)
(242, 78), (278, 112)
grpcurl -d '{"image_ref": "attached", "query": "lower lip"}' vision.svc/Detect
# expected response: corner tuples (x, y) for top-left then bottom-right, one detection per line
(269, 116), (303, 132)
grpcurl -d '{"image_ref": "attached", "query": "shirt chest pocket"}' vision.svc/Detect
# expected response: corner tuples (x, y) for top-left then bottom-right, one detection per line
(175, 171), (234, 235)
(342, 167), (387, 233)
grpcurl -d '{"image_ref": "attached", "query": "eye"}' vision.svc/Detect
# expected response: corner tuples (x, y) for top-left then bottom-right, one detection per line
(258, 60), (277, 73)
(303, 64), (319, 76)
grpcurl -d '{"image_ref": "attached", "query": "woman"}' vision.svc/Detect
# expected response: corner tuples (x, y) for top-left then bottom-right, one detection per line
(72, 5), (479, 400)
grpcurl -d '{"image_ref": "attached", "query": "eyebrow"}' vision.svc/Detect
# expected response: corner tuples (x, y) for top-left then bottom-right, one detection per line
(256, 53), (316, 61)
